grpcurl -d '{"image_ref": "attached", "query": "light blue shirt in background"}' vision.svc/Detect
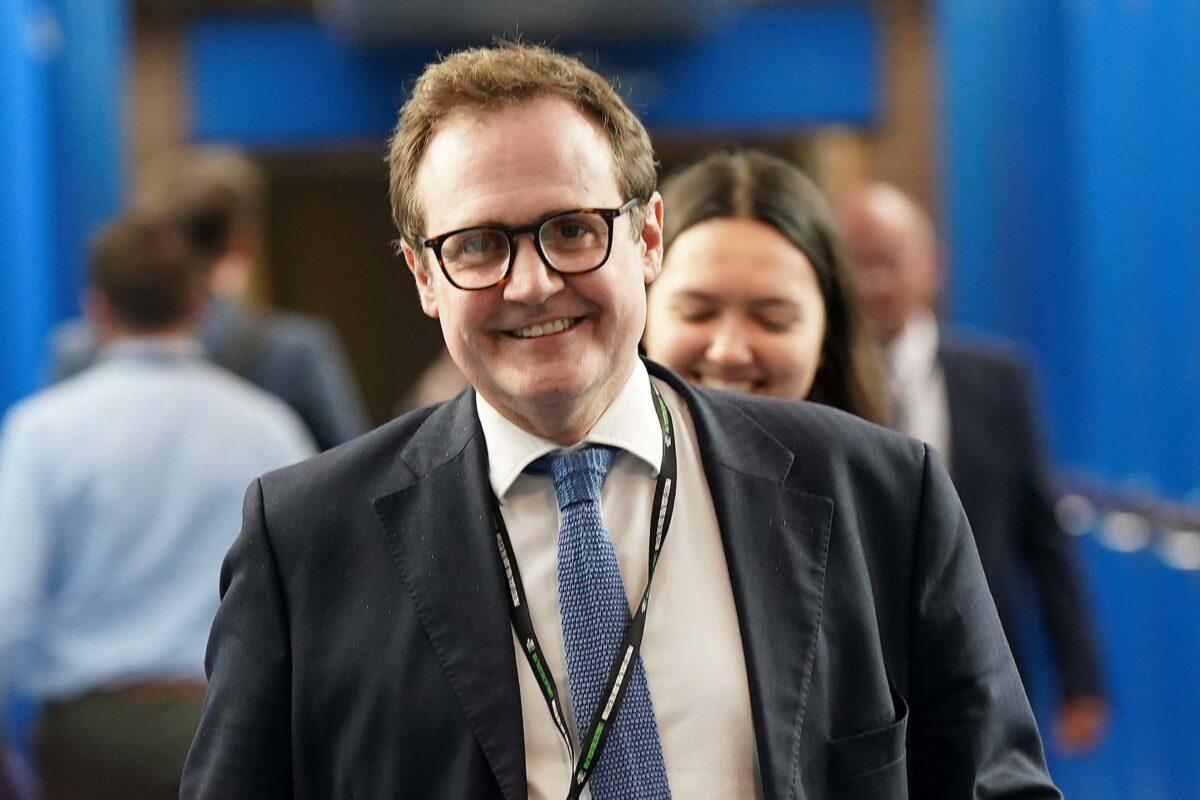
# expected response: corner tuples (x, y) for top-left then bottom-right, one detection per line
(0, 337), (316, 700)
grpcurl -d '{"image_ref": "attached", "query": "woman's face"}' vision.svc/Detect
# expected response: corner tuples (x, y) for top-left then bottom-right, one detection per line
(644, 217), (827, 400)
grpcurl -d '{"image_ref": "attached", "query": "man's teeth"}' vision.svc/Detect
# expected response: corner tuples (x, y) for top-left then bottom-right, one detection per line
(699, 377), (755, 392)
(512, 318), (577, 339)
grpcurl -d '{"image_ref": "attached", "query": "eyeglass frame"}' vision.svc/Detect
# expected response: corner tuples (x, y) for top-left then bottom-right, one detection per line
(416, 198), (642, 291)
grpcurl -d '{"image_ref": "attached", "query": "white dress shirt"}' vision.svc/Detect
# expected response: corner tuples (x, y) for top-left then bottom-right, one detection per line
(885, 311), (952, 465)
(476, 361), (762, 799)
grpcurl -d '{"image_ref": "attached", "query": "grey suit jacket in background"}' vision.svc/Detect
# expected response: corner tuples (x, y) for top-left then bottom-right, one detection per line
(940, 337), (1106, 701)
(182, 361), (1060, 799)
(48, 297), (370, 451)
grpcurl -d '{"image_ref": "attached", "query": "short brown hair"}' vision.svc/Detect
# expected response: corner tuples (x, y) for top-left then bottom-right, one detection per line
(90, 213), (205, 331)
(387, 41), (657, 251)
(660, 150), (886, 424)
(136, 148), (265, 261)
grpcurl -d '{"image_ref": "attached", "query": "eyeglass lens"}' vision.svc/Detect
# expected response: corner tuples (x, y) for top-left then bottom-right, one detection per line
(440, 210), (612, 288)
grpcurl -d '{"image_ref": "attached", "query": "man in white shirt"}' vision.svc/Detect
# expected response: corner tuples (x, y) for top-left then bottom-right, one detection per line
(840, 183), (1109, 755)
(183, 43), (1059, 799)
(0, 213), (314, 798)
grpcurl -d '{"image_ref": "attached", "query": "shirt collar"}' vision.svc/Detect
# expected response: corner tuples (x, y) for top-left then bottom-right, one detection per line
(885, 310), (941, 383)
(98, 335), (204, 362)
(476, 360), (663, 500)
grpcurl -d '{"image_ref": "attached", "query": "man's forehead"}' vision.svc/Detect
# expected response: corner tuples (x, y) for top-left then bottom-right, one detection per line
(414, 96), (622, 229)
(423, 95), (611, 168)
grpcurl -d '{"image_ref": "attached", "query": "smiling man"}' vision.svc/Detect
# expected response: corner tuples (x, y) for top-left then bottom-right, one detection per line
(182, 43), (1061, 799)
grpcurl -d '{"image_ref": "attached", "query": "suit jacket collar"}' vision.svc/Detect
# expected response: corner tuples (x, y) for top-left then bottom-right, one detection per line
(375, 362), (833, 800)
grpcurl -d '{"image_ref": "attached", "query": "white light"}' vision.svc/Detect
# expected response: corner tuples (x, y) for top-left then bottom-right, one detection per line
(1155, 531), (1200, 571)
(1098, 512), (1153, 553)
(1056, 494), (1097, 536)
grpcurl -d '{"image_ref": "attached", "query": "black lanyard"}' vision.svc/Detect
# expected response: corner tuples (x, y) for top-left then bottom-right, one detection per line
(491, 383), (678, 799)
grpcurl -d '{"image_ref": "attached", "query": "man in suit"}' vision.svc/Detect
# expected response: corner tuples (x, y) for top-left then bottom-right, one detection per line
(839, 183), (1109, 755)
(48, 148), (370, 451)
(182, 43), (1059, 798)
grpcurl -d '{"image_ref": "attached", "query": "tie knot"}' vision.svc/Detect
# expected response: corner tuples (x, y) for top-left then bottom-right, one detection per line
(535, 446), (614, 511)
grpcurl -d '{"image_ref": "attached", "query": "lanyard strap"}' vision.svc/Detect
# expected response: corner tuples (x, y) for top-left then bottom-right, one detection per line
(492, 383), (678, 800)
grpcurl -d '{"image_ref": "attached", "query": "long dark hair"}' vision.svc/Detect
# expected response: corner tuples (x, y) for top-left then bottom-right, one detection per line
(659, 150), (885, 424)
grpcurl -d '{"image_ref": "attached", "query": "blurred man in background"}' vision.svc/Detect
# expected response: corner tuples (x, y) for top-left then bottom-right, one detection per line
(840, 183), (1109, 754)
(49, 148), (370, 451)
(0, 213), (314, 798)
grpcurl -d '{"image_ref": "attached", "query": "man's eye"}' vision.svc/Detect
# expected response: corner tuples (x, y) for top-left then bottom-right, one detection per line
(461, 235), (498, 255)
(544, 215), (604, 250)
(446, 230), (505, 262)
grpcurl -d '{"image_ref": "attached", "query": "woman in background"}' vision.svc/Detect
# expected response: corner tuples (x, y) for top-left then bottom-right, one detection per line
(644, 149), (885, 423)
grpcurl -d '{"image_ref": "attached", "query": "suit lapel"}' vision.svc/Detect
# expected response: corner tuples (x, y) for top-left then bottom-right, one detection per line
(373, 391), (526, 800)
(649, 364), (833, 800)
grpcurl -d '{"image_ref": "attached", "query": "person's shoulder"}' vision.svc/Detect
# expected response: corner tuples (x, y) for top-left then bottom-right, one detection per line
(655, 365), (927, 489)
(49, 318), (95, 353)
(172, 361), (305, 444)
(0, 368), (107, 446)
(724, 388), (924, 470)
(1, 391), (55, 442)
(256, 400), (443, 504)
(258, 309), (341, 352)
(940, 328), (1033, 379)
(45, 318), (100, 380)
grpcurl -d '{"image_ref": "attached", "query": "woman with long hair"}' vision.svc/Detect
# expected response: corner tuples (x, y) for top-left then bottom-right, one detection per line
(644, 150), (886, 423)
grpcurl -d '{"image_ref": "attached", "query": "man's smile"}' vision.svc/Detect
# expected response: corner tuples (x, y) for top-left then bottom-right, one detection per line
(505, 316), (583, 339)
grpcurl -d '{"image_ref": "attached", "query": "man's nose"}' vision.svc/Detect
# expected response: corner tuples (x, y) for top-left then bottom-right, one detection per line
(502, 234), (564, 305)
(705, 317), (754, 366)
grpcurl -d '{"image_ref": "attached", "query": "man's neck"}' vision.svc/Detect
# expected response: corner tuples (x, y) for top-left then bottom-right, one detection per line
(483, 360), (636, 447)
(99, 323), (196, 347)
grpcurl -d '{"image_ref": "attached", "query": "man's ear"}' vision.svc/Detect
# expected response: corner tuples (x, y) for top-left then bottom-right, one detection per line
(640, 191), (665, 286)
(401, 240), (440, 319)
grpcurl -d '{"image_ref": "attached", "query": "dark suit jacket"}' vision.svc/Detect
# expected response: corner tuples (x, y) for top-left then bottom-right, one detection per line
(182, 362), (1059, 799)
(47, 297), (369, 451)
(940, 338), (1105, 700)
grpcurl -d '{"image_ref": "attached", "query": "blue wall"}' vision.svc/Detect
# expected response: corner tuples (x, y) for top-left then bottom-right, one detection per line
(1, 1), (57, 413)
(186, 6), (879, 147)
(936, 0), (1200, 497)
(46, 0), (128, 323)
(0, 0), (127, 416)
(935, 2), (1200, 797)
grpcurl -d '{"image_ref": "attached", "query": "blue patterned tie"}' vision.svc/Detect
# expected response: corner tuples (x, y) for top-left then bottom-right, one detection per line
(541, 446), (672, 799)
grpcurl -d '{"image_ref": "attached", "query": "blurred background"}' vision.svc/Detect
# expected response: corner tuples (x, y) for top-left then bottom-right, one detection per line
(1, 1), (1198, 797)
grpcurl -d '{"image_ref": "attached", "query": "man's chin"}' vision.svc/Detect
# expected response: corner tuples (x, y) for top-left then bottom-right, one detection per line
(504, 373), (594, 405)
(484, 365), (610, 414)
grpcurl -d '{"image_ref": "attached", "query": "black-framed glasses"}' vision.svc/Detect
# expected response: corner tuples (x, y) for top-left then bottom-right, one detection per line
(418, 198), (641, 291)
